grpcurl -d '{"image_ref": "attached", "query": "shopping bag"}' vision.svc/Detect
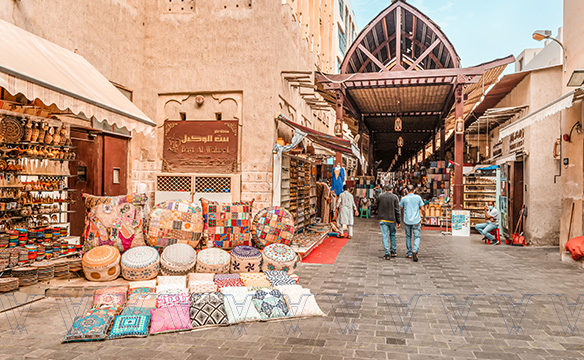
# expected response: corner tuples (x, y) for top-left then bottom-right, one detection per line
(511, 206), (526, 247)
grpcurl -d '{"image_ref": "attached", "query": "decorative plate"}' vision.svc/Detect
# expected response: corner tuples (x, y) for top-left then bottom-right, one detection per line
(0, 116), (24, 143)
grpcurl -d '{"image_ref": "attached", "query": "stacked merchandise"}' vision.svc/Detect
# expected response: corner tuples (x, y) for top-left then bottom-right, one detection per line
(32, 261), (54, 281)
(464, 174), (497, 226)
(12, 266), (38, 286)
(426, 161), (451, 198)
(289, 158), (299, 228)
(281, 155), (317, 234)
(53, 259), (70, 278)
(0, 277), (18, 292)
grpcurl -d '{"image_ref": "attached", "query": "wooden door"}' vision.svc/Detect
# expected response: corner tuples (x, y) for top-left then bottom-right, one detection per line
(102, 135), (128, 196)
(508, 161), (524, 235)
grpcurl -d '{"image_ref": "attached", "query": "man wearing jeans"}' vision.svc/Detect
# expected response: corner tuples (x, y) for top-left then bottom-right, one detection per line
(475, 201), (500, 244)
(399, 185), (425, 262)
(377, 185), (401, 260)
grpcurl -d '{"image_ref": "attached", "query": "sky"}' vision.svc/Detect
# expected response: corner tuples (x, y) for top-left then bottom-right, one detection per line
(350, 0), (563, 69)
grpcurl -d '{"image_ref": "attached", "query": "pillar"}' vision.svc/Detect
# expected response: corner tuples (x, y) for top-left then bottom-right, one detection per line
(453, 84), (465, 210)
(440, 126), (446, 161)
(335, 90), (344, 165)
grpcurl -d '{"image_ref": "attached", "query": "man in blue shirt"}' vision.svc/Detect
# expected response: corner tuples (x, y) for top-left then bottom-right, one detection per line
(399, 185), (425, 262)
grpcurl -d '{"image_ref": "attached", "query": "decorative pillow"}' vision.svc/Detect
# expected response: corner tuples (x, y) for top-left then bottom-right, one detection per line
(214, 273), (240, 281)
(252, 207), (295, 249)
(62, 315), (114, 343)
(188, 273), (215, 283)
(274, 284), (303, 293)
(93, 293), (126, 308)
(201, 198), (254, 249)
(129, 280), (157, 289)
(251, 289), (291, 320)
(147, 200), (204, 249)
(120, 246), (159, 281)
(261, 243), (299, 274)
(157, 293), (190, 308)
(156, 285), (187, 295)
(82, 193), (148, 254)
(240, 273), (271, 288)
(265, 270), (297, 286)
(149, 305), (193, 335)
(109, 315), (150, 339)
(85, 305), (119, 317)
(128, 287), (155, 298)
(230, 245), (262, 273)
(126, 294), (157, 308)
(248, 286), (274, 292)
(279, 287), (325, 317)
(220, 287), (261, 324)
(160, 244), (197, 276)
(215, 278), (245, 289)
(189, 292), (228, 327)
(94, 286), (128, 296)
(121, 307), (155, 317)
(196, 248), (230, 273)
(157, 276), (187, 288)
(188, 281), (218, 294)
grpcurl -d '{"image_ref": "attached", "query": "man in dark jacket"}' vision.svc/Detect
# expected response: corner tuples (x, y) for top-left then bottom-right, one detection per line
(377, 185), (401, 260)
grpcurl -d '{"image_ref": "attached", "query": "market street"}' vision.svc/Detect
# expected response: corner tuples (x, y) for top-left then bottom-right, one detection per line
(1, 218), (583, 360)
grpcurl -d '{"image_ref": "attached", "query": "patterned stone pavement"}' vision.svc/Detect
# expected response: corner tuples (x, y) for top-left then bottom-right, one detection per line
(1, 218), (584, 360)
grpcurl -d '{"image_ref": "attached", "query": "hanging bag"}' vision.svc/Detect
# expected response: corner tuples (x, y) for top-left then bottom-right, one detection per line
(512, 206), (526, 246)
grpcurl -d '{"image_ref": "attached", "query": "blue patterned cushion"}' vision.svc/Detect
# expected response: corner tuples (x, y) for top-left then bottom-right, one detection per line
(265, 270), (296, 286)
(251, 289), (291, 320)
(121, 307), (154, 317)
(62, 315), (114, 343)
(108, 315), (150, 339)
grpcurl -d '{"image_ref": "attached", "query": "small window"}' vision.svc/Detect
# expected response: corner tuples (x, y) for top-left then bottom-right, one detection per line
(215, 112), (222, 121)
(111, 81), (133, 102)
(113, 168), (120, 184)
(77, 166), (87, 183)
(180, 112), (187, 121)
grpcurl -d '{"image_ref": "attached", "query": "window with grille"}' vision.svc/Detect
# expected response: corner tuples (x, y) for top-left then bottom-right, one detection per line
(195, 177), (231, 193)
(157, 176), (192, 192)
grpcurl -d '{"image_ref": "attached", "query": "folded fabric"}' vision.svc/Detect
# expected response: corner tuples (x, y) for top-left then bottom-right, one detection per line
(109, 315), (150, 339)
(188, 273), (215, 283)
(214, 273), (240, 281)
(126, 294), (157, 308)
(220, 287), (261, 324)
(251, 289), (291, 320)
(157, 276), (187, 288)
(279, 287), (325, 317)
(62, 315), (114, 343)
(85, 305), (119, 317)
(214, 278), (245, 289)
(150, 305), (193, 335)
(189, 292), (228, 327)
(188, 280), (218, 294)
(121, 306), (155, 317)
(157, 293), (190, 308)
(240, 273), (271, 288)
(265, 270), (297, 286)
(129, 280), (157, 289)
(93, 293), (126, 308)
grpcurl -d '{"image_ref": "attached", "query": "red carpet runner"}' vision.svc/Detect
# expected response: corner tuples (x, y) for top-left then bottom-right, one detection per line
(301, 236), (349, 264)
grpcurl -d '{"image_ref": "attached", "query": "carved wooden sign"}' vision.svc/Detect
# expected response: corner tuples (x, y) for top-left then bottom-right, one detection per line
(162, 120), (238, 173)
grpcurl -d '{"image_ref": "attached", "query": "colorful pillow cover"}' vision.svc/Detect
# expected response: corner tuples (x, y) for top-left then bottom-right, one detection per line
(251, 206), (295, 249)
(62, 315), (114, 343)
(85, 305), (119, 317)
(157, 293), (190, 308)
(279, 287), (325, 317)
(93, 293), (126, 308)
(82, 193), (149, 254)
(265, 270), (297, 286)
(188, 281), (218, 294)
(121, 307), (155, 317)
(220, 287), (261, 324)
(109, 315), (151, 339)
(149, 305), (193, 335)
(214, 273), (240, 281)
(188, 273), (215, 283)
(240, 273), (271, 288)
(120, 246), (160, 281)
(251, 289), (291, 320)
(126, 294), (157, 308)
(261, 243), (298, 274)
(157, 276), (187, 288)
(128, 287), (155, 297)
(147, 200), (204, 249)
(94, 286), (128, 296)
(214, 278), (245, 289)
(189, 292), (228, 327)
(230, 245), (262, 273)
(201, 198), (254, 249)
(129, 280), (157, 289)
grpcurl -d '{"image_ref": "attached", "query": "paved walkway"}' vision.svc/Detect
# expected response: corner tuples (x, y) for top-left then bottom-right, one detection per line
(1, 218), (583, 360)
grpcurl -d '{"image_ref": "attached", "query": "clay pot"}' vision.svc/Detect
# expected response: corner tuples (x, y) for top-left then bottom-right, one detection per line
(37, 123), (47, 144)
(59, 125), (67, 146)
(30, 123), (40, 143)
(23, 119), (33, 142)
(44, 127), (54, 145)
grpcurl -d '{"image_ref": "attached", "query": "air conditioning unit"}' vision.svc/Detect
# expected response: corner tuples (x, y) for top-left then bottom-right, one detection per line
(154, 173), (241, 205)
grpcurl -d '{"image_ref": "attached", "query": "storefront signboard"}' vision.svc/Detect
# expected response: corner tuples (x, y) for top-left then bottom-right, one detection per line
(508, 129), (524, 153)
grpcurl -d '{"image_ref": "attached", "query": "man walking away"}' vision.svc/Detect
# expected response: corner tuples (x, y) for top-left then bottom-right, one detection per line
(475, 201), (500, 244)
(337, 185), (359, 239)
(377, 185), (401, 260)
(399, 185), (425, 262)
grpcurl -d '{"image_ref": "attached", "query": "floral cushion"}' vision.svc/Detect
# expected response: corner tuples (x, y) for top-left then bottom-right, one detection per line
(85, 305), (119, 317)
(82, 193), (149, 254)
(201, 198), (254, 249)
(265, 270), (297, 286)
(189, 292), (228, 327)
(220, 287), (261, 324)
(94, 286), (128, 296)
(251, 289), (291, 320)
(62, 315), (114, 343)
(129, 280), (157, 289)
(109, 315), (150, 339)
(126, 294), (157, 308)
(150, 305), (193, 335)
(121, 307), (155, 317)
(261, 243), (298, 274)
(147, 200), (204, 249)
(214, 278), (245, 289)
(240, 273), (271, 288)
(279, 287), (325, 317)
(188, 281), (218, 294)
(157, 293), (190, 308)
(230, 245), (262, 273)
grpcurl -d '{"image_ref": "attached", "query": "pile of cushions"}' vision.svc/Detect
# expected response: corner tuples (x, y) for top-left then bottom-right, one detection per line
(147, 200), (204, 250)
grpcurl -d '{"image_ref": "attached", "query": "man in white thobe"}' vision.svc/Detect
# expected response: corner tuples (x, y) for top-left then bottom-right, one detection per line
(337, 185), (358, 238)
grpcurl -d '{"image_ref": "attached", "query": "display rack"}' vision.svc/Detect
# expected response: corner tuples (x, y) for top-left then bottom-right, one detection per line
(464, 174), (497, 226)
(281, 154), (316, 234)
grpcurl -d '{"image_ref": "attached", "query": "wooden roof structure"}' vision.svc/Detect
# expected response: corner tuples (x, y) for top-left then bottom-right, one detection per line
(316, 0), (514, 171)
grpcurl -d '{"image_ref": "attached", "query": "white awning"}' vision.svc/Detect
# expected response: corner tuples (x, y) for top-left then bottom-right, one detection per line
(499, 88), (584, 140)
(0, 19), (155, 135)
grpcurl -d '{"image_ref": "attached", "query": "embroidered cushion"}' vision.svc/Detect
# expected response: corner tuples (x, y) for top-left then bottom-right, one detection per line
(214, 273), (240, 281)
(240, 273), (271, 288)
(215, 278), (245, 289)
(121, 246), (159, 281)
(251, 289), (291, 320)
(160, 243), (197, 276)
(157, 276), (187, 288)
(279, 287), (325, 317)
(261, 244), (299, 275)
(157, 293), (190, 308)
(85, 305), (119, 317)
(126, 294), (157, 308)
(147, 200), (204, 250)
(201, 198), (254, 249)
(196, 248), (230, 273)
(230, 245), (262, 273)
(220, 287), (261, 324)
(128, 287), (155, 298)
(93, 293), (126, 308)
(149, 305), (192, 335)
(189, 292), (228, 327)
(265, 270), (297, 286)
(188, 273), (215, 283)
(129, 280), (157, 289)
(62, 315), (114, 343)
(252, 207), (295, 249)
(188, 281), (218, 294)
(121, 307), (155, 317)
(109, 315), (150, 339)
(82, 193), (148, 254)
(82, 246), (121, 282)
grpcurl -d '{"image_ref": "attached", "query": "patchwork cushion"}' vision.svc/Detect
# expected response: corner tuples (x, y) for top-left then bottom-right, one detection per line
(188, 273), (215, 283)
(157, 293), (190, 308)
(201, 198), (254, 249)
(150, 305), (193, 335)
(188, 281), (218, 294)
(109, 315), (150, 339)
(265, 271), (297, 286)
(157, 276), (187, 288)
(62, 315), (114, 343)
(230, 245), (262, 273)
(129, 280), (157, 289)
(251, 289), (291, 320)
(279, 287), (325, 317)
(82, 193), (148, 254)
(189, 292), (228, 327)
(214, 278), (245, 289)
(121, 246), (159, 281)
(214, 273), (240, 281)
(147, 200), (204, 250)
(160, 243), (197, 276)
(85, 305), (119, 317)
(196, 248), (230, 273)
(261, 244), (299, 275)
(126, 294), (157, 308)
(252, 207), (295, 249)
(121, 307), (155, 317)
(240, 273), (271, 288)
(220, 287), (261, 324)
(82, 246), (121, 282)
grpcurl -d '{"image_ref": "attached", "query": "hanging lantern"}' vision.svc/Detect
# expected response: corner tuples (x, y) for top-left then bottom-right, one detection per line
(394, 116), (402, 132)
(398, 147), (402, 156)
(394, 154), (398, 160)
(455, 117), (464, 134)
(397, 136), (404, 147)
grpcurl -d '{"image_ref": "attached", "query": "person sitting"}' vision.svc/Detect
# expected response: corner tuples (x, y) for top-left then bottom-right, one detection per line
(475, 201), (500, 244)
(360, 197), (370, 214)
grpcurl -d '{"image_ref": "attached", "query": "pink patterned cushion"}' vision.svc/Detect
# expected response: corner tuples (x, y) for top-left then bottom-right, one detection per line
(214, 278), (245, 289)
(93, 293), (126, 308)
(150, 305), (193, 335)
(126, 294), (157, 308)
(157, 293), (190, 308)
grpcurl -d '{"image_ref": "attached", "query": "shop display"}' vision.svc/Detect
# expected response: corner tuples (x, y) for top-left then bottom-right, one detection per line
(261, 243), (298, 274)
(464, 174), (497, 226)
(32, 261), (54, 281)
(11, 266), (38, 286)
(288, 224), (330, 259)
(331, 164), (345, 196)
(189, 292), (228, 327)
(81, 245), (121, 282)
(280, 155), (317, 234)
(201, 198), (254, 249)
(147, 200), (203, 249)
(196, 247), (230, 273)
(251, 206), (295, 249)
(160, 243), (197, 276)
(109, 315), (151, 339)
(149, 305), (193, 335)
(229, 245), (262, 273)
(120, 246), (160, 281)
